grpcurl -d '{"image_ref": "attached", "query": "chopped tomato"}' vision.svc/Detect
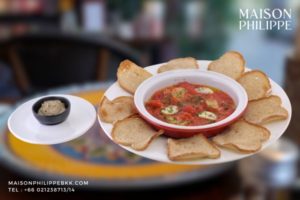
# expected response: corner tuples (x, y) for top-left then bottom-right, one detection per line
(146, 100), (163, 108)
(152, 93), (161, 100)
(181, 105), (196, 114)
(178, 112), (193, 121)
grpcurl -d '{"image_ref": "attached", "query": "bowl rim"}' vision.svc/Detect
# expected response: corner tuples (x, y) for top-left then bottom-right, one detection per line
(134, 70), (248, 130)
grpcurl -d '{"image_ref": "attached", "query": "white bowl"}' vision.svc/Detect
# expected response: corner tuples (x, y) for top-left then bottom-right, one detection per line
(134, 70), (248, 138)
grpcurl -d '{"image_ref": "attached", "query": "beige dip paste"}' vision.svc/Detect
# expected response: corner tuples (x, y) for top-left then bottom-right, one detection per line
(38, 100), (66, 116)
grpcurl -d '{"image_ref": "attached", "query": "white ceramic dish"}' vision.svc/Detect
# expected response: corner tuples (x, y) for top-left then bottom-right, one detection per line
(8, 94), (96, 145)
(134, 70), (248, 137)
(98, 60), (292, 165)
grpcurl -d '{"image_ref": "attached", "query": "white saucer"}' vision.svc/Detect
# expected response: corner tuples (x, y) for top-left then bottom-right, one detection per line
(8, 94), (96, 145)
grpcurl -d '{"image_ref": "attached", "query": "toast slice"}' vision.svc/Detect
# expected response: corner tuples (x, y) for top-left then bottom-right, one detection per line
(208, 51), (245, 80)
(157, 57), (199, 73)
(238, 70), (271, 101)
(112, 116), (163, 151)
(243, 95), (288, 124)
(99, 96), (137, 123)
(212, 120), (270, 153)
(167, 134), (220, 161)
(117, 60), (152, 94)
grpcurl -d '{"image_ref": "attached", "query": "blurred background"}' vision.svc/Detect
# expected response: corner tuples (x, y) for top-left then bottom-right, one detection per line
(0, 0), (300, 199)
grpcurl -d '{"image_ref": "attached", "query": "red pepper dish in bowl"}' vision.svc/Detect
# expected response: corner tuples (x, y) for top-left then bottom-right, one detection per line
(134, 70), (248, 138)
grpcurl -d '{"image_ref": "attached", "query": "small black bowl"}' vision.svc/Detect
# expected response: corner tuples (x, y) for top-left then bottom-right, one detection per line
(32, 96), (71, 125)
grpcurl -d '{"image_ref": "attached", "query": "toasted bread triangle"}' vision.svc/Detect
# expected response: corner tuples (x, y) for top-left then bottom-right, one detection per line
(212, 120), (270, 153)
(99, 96), (137, 123)
(117, 60), (152, 94)
(157, 57), (199, 73)
(112, 116), (163, 151)
(167, 134), (220, 161)
(243, 95), (288, 124)
(208, 51), (245, 80)
(238, 70), (271, 101)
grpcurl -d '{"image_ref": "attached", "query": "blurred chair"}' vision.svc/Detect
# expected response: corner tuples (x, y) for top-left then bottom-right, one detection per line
(2, 32), (141, 95)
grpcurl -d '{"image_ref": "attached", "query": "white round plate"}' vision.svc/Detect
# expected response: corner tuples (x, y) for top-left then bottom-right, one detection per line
(98, 61), (292, 165)
(8, 94), (96, 145)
